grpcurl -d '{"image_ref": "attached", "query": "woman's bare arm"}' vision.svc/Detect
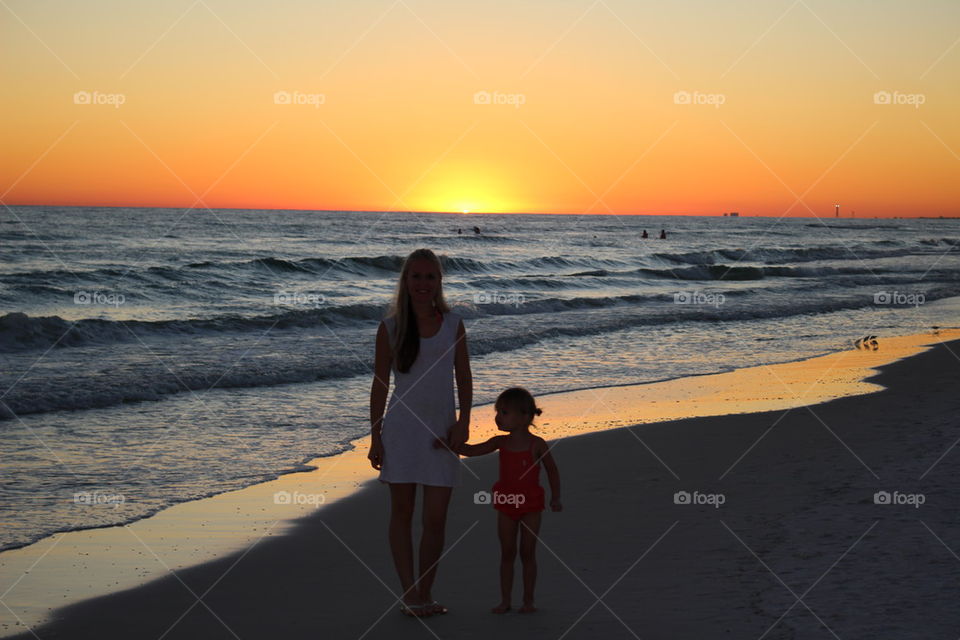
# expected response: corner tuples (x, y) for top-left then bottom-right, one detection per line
(368, 321), (392, 468)
(451, 319), (472, 448)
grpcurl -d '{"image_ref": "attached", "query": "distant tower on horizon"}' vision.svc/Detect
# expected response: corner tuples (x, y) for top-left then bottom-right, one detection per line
(835, 204), (840, 218)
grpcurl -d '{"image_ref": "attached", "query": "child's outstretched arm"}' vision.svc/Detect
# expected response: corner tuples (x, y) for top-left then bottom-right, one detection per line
(457, 435), (503, 457)
(537, 440), (562, 511)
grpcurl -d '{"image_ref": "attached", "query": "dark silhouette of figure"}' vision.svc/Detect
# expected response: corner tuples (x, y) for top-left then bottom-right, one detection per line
(659, 229), (667, 239)
(641, 230), (648, 239)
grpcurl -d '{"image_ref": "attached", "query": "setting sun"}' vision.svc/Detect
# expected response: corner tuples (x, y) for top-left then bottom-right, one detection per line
(411, 164), (525, 214)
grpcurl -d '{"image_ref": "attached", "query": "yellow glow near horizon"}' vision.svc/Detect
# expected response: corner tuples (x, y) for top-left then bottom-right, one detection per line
(411, 164), (524, 214)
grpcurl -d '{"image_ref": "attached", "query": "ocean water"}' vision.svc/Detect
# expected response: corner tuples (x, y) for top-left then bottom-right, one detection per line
(1, 206), (959, 551)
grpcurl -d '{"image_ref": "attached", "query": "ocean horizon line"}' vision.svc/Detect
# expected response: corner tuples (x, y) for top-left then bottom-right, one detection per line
(6, 204), (959, 219)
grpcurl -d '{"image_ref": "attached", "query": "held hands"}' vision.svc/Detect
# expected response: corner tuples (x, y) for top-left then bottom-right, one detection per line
(432, 418), (469, 453)
(437, 437), (471, 456)
(450, 418), (468, 451)
(550, 497), (563, 512)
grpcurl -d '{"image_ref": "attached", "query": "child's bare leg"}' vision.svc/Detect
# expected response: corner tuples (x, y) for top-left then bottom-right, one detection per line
(518, 512), (542, 612)
(493, 511), (519, 613)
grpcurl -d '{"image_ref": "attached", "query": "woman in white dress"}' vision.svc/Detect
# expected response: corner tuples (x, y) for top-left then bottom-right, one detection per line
(368, 248), (472, 617)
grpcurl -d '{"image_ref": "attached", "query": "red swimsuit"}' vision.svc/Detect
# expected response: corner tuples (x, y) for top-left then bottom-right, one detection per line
(492, 439), (545, 520)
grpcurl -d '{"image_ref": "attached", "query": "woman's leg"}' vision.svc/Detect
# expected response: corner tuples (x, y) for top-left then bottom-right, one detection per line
(388, 483), (420, 605)
(518, 511), (542, 612)
(493, 511), (519, 613)
(418, 484), (453, 606)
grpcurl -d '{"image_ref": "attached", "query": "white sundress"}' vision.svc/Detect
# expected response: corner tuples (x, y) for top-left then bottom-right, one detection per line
(378, 310), (463, 487)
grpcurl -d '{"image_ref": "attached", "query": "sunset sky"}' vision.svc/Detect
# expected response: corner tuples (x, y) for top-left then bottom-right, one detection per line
(2, 0), (959, 216)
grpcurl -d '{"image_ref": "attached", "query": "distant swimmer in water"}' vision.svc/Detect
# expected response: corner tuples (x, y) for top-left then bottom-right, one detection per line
(641, 230), (648, 239)
(659, 229), (667, 239)
(473, 226), (481, 234)
(458, 228), (463, 234)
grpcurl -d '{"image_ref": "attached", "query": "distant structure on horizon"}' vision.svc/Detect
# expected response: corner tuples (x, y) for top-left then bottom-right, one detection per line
(835, 204), (840, 217)
(722, 212), (739, 217)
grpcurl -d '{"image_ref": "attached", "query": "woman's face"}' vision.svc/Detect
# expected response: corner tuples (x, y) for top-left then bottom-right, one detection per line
(405, 258), (440, 305)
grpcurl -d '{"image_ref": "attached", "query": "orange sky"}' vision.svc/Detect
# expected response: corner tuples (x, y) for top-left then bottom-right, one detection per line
(2, 0), (959, 216)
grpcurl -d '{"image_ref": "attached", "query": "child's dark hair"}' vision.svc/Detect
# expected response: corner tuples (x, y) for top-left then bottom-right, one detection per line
(495, 387), (543, 425)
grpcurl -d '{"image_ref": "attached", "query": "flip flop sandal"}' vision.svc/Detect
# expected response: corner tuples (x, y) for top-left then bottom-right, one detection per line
(399, 602), (432, 617)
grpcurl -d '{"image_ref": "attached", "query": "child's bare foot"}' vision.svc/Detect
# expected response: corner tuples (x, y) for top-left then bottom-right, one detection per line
(491, 601), (511, 614)
(519, 602), (537, 613)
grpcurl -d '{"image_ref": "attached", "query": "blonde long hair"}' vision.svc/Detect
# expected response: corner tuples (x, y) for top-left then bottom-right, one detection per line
(387, 248), (451, 373)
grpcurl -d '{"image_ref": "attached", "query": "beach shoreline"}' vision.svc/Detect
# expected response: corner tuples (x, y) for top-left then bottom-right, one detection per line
(3, 329), (959, 638)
